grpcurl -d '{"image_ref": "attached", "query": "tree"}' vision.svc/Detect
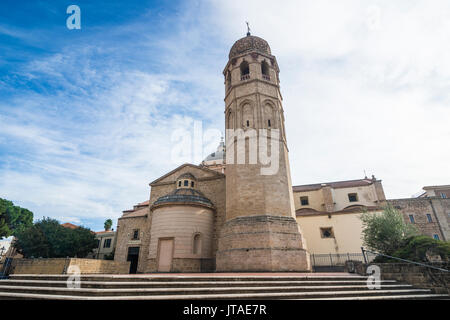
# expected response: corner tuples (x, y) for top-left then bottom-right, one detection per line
(390, 235), (450, 262)
(14, 217), (97, 258)
(104, 219), (113, 231)
(360, 204), (418, 255)
(0, 198), (34, 238)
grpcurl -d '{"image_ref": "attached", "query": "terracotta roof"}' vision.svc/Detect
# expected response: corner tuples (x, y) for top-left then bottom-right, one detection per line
(423, 185), (450, 190)
(95, 230), (115, 234)
(119, 210), (148, 219)
(296, 205), (381, 217)
(61, 222), (79, 229)
(292, 178), (377, 192)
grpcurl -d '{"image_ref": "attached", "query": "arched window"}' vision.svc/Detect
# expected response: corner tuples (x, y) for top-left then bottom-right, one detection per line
(261, 60), (270, 79)
(227, 111), (234, 129)
(191, 181), (194, 188)
(184, 180), (188, 186)
(240, 61), (250, 80)
(193, 233), (201, 254)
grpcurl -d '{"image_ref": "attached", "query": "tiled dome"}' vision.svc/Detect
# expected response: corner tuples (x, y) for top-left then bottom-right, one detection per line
(229, 35), (271, 59)
(152, 188), (214, 209)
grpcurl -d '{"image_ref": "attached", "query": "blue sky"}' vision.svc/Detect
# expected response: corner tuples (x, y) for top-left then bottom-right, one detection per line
(1, 0), (449, 232)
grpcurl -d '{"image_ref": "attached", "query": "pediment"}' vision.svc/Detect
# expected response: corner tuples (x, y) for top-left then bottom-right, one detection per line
(149, 163), (224, 186)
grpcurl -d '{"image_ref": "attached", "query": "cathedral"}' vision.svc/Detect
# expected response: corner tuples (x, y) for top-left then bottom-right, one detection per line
(114, 32), (311, 273)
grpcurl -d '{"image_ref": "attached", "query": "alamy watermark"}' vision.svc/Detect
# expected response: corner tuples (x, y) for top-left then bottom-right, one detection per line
(66, 264), (81, 289)
(170, 120), (281, 175)
(366, 265), (381, 289)
(66, 5), (81, 30)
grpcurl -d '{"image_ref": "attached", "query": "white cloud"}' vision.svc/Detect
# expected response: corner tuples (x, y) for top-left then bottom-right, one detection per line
(1, 1), (450, 231)
(212, 0), (450, 198)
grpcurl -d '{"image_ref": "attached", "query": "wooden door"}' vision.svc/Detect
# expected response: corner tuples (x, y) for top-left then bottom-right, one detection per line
(157, 238), (174, 272)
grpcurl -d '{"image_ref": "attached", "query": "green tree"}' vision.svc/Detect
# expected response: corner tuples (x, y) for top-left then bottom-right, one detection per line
(14, 217), (96, 258)
(104, 219), (113, 231)
(0, 198), (34, 238)
(360, 204), (418, 255)
(390, 235), (450, 262)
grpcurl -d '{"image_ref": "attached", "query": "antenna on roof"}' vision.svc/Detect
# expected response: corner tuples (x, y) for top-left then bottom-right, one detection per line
(246, 21), (251, 36)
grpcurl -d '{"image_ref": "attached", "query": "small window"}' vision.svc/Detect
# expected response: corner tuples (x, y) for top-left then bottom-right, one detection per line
(433, 234), (440, 240)
(132, 229), (140, 240)
(426, 214), (433, 223)
(240, 61), (249, 76)
(300, 196), (309, 206)
(191, 181), (194, 188)
(103, 238), (112, 248)
(409, 215), (415, 224)
(184, 180), (188, 186)
(268, 119), (271, 127)
(246, 120), (250, 127)
(441, 193), (447, 199)
(178, 181), (181, 187)
(320, 227), (334, 238)
(348, 193), (358, 202)
(261, 60), (269, 76)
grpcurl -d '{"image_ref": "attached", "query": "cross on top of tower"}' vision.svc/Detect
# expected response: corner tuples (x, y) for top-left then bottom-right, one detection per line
(246, 21), (251, 36)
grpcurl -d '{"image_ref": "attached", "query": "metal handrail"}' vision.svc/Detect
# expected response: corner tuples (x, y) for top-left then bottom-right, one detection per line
(361, 247), (449, 273)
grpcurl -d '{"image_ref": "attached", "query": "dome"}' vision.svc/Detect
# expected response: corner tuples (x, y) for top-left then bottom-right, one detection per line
(229, 35), (271, 59)
(152, 188), (214, 209)
(203, 139), (225, 162)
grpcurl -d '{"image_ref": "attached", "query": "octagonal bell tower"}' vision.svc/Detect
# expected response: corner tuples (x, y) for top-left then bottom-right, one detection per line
(216, 31), (311, 271)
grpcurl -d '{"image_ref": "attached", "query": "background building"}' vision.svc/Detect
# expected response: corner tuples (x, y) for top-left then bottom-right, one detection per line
(388, 185), (450, 241)
(90, 230), (116, 260)
(294, 176), (385, 254)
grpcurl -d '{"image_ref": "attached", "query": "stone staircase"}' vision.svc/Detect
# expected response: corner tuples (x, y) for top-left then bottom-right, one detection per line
(0, 273), (448, 300)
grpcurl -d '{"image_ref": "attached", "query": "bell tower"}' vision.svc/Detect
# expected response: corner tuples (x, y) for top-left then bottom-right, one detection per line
(216, 31), (311, 271)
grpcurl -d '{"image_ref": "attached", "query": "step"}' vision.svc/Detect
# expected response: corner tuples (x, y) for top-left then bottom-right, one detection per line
(7, 274), (369, 282)
(309, 294), (450, 300)
(0, 289), (439, 300)
(0, 279), (398, 289)
(0, 284), (416, 296)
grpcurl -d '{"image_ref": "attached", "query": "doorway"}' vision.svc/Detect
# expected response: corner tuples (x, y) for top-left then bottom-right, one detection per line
(127, 247), (140, 274)
(157, 238), (174, 272)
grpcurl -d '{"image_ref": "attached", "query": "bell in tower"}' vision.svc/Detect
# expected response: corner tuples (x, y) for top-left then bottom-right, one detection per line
(216, 29), (311, 272)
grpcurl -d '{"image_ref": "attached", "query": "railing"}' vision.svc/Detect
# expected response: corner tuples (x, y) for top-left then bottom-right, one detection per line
(361, 247), (449, 273)
(240, 74), (250, 81)
(310, 252), (378, 272)
(0, 258), (13, 279)
(262, 74), (270, 81)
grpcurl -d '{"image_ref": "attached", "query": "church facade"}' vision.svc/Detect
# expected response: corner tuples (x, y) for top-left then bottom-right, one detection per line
(114, 33), (311, 273)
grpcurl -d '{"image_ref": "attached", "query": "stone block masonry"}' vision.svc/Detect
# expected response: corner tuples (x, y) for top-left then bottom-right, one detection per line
(11, 258), (130, 275)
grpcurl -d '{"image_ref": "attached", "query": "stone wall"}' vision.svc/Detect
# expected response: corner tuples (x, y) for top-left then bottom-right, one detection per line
(351, 262), (450, 294)
(115, 214), (148, 272)
(388, 198), (449, 241)
(11, 258), (130, 274)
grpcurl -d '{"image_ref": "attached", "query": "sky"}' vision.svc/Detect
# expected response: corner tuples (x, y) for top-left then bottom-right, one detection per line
(0, 0), (449, 232)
